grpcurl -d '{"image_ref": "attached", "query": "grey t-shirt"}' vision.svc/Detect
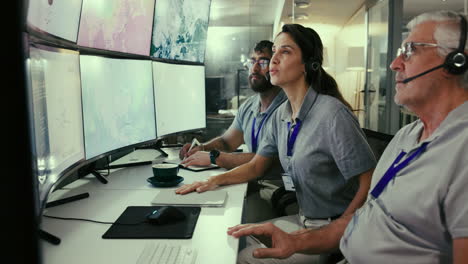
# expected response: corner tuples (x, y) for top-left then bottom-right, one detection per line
(231, 90), (287, 152)
(258, 87), (376, 218)
(340, 101), (468, 264)
(231, 90), (287, 181)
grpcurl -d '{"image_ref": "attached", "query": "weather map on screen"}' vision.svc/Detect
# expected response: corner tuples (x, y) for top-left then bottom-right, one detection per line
(78, 0), (155, 55)
(151, 0), (211, 63)
(27, 45), (85, 203)
(80, 56), (156, 160)
(153, 62), (206, 136)
(27, 0), (83, 42)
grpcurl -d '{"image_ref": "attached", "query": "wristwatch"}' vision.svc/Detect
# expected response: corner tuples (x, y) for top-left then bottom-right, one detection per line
(209, 149), (220, 165)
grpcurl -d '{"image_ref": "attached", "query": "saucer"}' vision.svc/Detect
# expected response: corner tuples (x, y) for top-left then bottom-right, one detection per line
(147, 176), (184, 187)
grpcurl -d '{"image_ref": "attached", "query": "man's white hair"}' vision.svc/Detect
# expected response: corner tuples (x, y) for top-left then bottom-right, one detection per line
(407, 10), (468, 89)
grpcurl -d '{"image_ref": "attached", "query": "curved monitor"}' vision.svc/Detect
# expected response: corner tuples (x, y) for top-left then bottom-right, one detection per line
(151, 0), (211, 63)
(152, 62), (206, 136)
(80, 55), (157, 160)
(27, 0), (83, 42)
(26, 44), (85, 205)
(78, 0), (156, 55)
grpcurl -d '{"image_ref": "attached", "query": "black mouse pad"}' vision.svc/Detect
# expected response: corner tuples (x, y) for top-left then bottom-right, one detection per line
(102, 206), (201, 239)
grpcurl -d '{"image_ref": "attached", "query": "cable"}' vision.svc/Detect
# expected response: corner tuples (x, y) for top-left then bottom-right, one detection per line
(43, 214), (143, 226)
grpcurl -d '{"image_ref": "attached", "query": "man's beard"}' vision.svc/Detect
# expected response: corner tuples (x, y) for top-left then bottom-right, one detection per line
(249, 73), (273, 93)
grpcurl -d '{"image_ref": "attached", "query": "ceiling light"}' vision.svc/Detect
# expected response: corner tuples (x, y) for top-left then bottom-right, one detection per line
(288, 13), (309, 20)
(295, 0), (310, 9)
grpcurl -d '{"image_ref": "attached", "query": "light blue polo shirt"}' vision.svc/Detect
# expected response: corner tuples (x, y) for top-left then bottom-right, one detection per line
(257, 87), (376, 218)
(340, 101), (468, 264)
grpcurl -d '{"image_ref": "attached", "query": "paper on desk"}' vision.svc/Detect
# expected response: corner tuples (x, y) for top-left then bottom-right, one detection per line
(151, 188), (227, 207)
(163, 160), (219, 171)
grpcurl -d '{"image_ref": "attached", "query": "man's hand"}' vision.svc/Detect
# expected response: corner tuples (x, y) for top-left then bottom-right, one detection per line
(180, 151), (210, 167)
(175, 179), (219, 194)
(178, 143), (203, 159)
(227, 222), (297, 259)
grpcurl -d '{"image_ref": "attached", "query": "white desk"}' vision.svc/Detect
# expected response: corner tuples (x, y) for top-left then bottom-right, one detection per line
(41, 148), (247, 264)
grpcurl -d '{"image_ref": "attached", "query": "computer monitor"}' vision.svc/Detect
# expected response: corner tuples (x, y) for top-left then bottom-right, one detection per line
(151, 0), (211, 63)
(78, 0), (156, 55)
(27, 0), (83, 42)
(80, 55), (157, 160)
(26, 44), (85, 209)
(152, 61), (206, 136)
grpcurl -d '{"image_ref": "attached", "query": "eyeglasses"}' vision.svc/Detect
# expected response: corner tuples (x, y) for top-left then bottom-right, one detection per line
(396, 42), (440, 61)
(247, 58), (270, 69)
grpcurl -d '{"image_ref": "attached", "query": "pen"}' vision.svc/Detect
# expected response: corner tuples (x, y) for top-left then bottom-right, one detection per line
(187, 138), (200, 153)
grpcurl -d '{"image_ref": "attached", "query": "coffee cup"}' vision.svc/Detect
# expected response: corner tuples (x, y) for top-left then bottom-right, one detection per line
(152, 163), (179, 182)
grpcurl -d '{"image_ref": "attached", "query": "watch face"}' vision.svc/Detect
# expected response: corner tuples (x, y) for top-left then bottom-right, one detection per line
(210, 150), (220, 164)
(211, 149), (220, 158)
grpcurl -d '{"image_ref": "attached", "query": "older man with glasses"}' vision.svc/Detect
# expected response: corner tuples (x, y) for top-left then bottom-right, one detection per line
(180, 40), (287, 223)
(228, 10), (468, 264)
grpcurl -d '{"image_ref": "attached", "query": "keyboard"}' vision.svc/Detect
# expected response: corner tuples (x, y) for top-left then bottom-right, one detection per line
(137, 242), (197, 264)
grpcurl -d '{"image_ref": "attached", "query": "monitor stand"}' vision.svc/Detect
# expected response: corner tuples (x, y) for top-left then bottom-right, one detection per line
(156, 147), (168, 157)
(39, 229), (61, 245)
(40, 192), (90, 245)
(91, 170), (108, 184)
(136, 139), (169, 157)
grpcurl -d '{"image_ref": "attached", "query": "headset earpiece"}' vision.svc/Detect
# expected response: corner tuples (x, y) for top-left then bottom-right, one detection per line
(444, 52), (467, 74)
(304, 58), (320, 73)
(444, 14), (468, 75)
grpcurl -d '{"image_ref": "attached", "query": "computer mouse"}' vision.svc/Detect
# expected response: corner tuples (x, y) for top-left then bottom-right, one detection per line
(146, 206), (186, 225)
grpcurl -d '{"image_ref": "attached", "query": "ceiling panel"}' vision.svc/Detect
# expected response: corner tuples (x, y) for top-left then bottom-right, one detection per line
(209, 0), (282, 26)
(208, 0), (467, 33)
(280, 0), (365, 27)
(403, 0), (465, 24)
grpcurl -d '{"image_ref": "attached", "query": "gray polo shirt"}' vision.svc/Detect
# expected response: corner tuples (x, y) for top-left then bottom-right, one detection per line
(257, 87), (376, 218)
(231, 89), (287, 152)
(340, 101), (468, 264)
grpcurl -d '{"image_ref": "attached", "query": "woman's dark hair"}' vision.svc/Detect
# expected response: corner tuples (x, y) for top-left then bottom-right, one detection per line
(280, 24), (352, 109)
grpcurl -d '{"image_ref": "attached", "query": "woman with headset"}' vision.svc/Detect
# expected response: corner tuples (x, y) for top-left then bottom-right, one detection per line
(176, 24), (376, 264)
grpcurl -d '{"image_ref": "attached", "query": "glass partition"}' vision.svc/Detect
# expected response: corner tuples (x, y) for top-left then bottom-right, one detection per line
(335, 6), (367, 125)
(365, 0), (390, 132)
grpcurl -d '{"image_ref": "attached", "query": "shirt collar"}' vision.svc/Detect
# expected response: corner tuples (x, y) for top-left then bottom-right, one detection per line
(281, 85), (318, 122)
(251, 89), (287, 116)
(400, 100), (468, 152)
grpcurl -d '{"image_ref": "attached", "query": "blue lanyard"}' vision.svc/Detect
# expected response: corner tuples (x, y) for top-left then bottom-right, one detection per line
(370, 142), (429, 199)
(251, 115), (269, 152)
(286, 119), (302, 156)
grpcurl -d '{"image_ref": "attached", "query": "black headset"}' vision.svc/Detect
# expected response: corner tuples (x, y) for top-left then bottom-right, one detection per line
(444, 14), (468, 75)
(304, 58), (320, 73)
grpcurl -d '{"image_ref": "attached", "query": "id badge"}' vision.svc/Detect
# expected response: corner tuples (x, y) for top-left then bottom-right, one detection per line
(281, 173), (296, 192)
